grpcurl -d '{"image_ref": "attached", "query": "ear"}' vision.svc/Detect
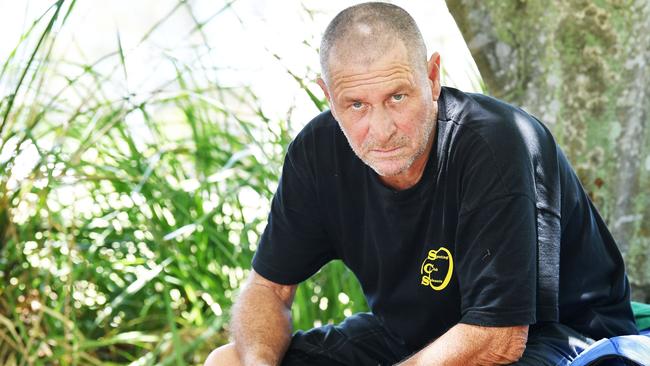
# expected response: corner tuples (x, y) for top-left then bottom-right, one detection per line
(427, 52), (442, 101)
(317, 77), (331, 103)
(317, 77), (339, 118)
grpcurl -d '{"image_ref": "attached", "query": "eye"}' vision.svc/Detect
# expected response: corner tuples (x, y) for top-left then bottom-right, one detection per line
(351, 101), (363, 110)
(391, 94), (405, 102)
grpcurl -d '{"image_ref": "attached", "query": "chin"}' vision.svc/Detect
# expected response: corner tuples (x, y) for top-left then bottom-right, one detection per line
(367, 159), (411, 177)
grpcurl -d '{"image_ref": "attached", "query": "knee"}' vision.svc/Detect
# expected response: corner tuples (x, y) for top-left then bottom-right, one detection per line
(204, 343), (241, 366)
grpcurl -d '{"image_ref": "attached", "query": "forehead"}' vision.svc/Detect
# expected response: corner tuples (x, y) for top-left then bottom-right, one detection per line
(327, 37), (410, 78)
(327, 43), (419, 97)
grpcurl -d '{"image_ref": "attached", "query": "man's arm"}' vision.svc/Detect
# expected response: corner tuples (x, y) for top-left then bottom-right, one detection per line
(396, 323), (528, 366)
(230, 269), (298, 366)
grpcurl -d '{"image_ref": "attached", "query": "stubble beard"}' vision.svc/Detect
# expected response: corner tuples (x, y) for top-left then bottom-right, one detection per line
(343, 113), (436, 177)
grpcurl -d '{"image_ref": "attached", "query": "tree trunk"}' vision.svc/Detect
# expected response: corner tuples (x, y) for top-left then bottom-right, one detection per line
(446, 0), (650, 301)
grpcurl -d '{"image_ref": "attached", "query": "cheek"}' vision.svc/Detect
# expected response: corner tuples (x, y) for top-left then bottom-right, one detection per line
(340, 115), (370, 147)
(392, 105), (425, 135)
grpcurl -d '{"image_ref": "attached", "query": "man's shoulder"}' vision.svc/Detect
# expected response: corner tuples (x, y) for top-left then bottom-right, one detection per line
(441, 87), (555, 159)
(285, 110), (352, 176)
(442, 87), (536, 131)
(292, 110), (339, 145)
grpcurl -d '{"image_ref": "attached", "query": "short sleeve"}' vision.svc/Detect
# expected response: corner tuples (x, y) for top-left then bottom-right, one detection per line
(251, 141), (335, 285)
(456, 195), (537, 326)
(453, 127), (537, 326)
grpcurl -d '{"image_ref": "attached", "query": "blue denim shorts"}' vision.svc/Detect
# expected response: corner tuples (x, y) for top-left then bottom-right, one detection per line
(280, 312), (594, 366)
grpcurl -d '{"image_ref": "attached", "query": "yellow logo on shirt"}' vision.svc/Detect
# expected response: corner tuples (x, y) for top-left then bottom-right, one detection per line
(420, 247), (453, 291)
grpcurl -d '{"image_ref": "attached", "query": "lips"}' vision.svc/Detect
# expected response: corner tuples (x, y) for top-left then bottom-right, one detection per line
(370, 146), (402, 154)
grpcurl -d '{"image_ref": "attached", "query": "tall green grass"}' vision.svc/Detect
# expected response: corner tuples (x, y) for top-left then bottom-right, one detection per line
(0, 1), (366, 364)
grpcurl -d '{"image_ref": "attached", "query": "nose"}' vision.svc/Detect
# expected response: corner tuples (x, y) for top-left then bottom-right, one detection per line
(368, 106), (397, 144)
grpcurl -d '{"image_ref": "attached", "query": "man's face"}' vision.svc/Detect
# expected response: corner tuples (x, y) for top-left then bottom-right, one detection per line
(320, 41), (437, 178)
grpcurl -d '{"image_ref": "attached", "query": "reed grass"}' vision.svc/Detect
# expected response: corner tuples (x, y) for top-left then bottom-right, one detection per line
(0, 1), (367, 364)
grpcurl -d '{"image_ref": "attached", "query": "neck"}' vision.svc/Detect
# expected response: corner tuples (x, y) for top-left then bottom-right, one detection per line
(378, 162), (427, 191)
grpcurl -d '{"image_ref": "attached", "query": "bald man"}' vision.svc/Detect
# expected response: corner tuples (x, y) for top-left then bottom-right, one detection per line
(205, 3), (637, 365)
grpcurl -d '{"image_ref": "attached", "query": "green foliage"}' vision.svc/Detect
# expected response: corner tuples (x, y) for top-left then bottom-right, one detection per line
(0, 1), (367, 364)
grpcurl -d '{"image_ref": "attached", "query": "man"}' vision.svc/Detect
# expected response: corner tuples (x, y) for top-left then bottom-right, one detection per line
(205, 3), (637, 365)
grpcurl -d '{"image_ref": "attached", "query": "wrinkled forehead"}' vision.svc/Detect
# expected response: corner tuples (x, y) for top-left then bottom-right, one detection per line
(325, 38), (424, 87)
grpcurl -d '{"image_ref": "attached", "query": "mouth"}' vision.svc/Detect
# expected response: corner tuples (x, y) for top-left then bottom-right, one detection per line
(371, 146), (402, 154)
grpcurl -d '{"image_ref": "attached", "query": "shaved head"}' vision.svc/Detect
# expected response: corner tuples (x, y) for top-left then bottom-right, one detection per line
(319, 2), (427, 84)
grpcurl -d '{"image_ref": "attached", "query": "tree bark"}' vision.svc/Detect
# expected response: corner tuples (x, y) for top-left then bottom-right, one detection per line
(446, 0), (650, 301)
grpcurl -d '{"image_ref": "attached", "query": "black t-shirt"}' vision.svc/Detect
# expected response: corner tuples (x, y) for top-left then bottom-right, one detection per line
(251, 87), (637, 352)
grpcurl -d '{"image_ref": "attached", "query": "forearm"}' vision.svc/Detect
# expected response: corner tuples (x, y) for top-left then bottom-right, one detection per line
(396, 323), (528, 366)
(230, 284), (293, 366)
